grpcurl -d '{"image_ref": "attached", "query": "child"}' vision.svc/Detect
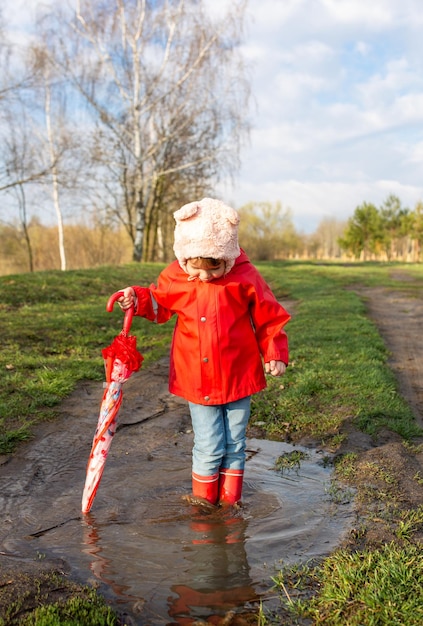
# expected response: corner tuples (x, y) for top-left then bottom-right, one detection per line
(118, 198), (290, 506)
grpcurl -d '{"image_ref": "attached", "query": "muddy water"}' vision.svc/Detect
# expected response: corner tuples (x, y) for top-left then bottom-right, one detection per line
(0, 365), (355, 625)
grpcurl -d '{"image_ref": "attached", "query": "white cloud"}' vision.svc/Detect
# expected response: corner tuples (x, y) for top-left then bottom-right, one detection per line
(320, 0), (393, 27)
(222, 0), (423, 231)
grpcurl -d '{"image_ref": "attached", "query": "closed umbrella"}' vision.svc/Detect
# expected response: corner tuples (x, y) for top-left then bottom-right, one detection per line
(82, 291), (143, 514)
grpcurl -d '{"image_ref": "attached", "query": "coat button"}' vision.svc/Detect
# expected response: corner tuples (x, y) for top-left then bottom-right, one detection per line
(200, 316), (206, 322)
(203, 357), (208, 362)
(204, 396), (210, 401)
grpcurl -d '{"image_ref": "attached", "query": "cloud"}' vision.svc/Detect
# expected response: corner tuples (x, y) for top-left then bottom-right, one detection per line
(225, 0), (423, 231)
(320, 0), (393, 28)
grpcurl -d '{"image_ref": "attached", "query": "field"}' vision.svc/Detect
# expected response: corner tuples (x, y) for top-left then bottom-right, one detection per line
(1, 261), (423, 625)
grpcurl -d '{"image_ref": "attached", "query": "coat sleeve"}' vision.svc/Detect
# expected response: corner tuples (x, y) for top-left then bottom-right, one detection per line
(247, 270), (291, 365)
(131, 268), (174, 324)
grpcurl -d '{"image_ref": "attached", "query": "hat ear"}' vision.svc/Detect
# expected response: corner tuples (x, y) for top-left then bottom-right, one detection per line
(173, 201), (199, 222)
(221, 204), (240, 226)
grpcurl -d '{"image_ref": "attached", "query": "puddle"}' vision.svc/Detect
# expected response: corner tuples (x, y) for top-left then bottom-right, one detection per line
(0, 374), (355, 624)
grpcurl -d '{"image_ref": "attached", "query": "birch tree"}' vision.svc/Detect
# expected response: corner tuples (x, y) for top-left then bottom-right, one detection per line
(41, 0), (249, 261)
(28, 39), (89, 271)
(44, 79), (67, 270)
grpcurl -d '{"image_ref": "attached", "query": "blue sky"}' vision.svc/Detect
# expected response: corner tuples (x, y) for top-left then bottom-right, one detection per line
(4, 0), (423, 233)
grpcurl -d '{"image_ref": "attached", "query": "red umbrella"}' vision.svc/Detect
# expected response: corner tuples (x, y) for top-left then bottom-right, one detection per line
(82, 291), (143, 514)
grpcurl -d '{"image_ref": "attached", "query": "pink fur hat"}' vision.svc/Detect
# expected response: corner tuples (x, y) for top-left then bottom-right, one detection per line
(173, 198), (241, 275)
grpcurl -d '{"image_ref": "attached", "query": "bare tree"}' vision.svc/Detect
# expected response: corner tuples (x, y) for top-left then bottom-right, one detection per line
(311, 217), (346, 259)
(0, 82), (48, 271)
(238, 201), (300, 260)
(0, 24), (52, 195)
(40, 0), (249, 261)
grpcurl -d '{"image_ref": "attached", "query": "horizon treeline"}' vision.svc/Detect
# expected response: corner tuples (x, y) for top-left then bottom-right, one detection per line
(1, 194), (422, 276)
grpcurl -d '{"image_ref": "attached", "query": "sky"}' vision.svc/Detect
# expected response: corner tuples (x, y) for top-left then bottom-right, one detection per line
(3, 0), (423, 233)
(219, 0), (423, 232)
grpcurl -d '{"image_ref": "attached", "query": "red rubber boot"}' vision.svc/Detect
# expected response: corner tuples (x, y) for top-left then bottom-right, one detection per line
(218, 469), (244, 505)
(192, 471), (219, 505)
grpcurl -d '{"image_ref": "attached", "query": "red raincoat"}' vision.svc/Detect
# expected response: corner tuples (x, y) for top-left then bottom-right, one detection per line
(133, 250), (290, 405)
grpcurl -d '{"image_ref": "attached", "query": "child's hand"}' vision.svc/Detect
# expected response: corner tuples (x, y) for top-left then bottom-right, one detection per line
(265, 360), (286, 377)
(118, 287), (136, 310)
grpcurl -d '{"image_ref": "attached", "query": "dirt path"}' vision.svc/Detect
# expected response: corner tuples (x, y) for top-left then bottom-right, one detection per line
(357, 285), (423, 428)
(1, 280), (423, 623)
(342, 282), (423, 547)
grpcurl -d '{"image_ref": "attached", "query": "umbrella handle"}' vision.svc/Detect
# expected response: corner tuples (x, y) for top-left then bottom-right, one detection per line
(106, 291), (134, 335)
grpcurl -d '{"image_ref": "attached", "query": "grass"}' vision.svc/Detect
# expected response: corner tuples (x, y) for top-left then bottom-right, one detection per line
(274, 450), (308, 473)
(2, 260), (421, 453)
(271, 542), (423, 625)
(395, 505), (423, 541)
(0, 263), (173, 454)
(1, 259), (423, 625)
(252, 261), (422, 444)
(0, 571), (118, 626)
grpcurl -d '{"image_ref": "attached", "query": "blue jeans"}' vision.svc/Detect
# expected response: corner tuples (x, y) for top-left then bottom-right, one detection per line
(188, 397), (251, 476)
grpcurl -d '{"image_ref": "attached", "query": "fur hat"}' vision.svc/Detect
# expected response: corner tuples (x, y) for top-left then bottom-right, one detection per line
(173, 197), (241, 274)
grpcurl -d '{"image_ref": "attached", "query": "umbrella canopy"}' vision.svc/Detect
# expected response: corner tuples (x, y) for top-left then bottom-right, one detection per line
(82, 292), (143, 514)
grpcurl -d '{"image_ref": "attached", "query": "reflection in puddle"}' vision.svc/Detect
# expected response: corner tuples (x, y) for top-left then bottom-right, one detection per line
(0, 427), (355, 625)
(83, 506), (259, 624)
(75, 439), (353, 624)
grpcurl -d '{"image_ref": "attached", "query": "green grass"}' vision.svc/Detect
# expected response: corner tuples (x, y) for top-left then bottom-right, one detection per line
(274, 449), (308, 473)
(0, 264), (173, 454)
(252, 261), (422, 444)
(271, 542), (423, 625)
(0, 572), (118, 626)
(2, 260), (423, 625)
